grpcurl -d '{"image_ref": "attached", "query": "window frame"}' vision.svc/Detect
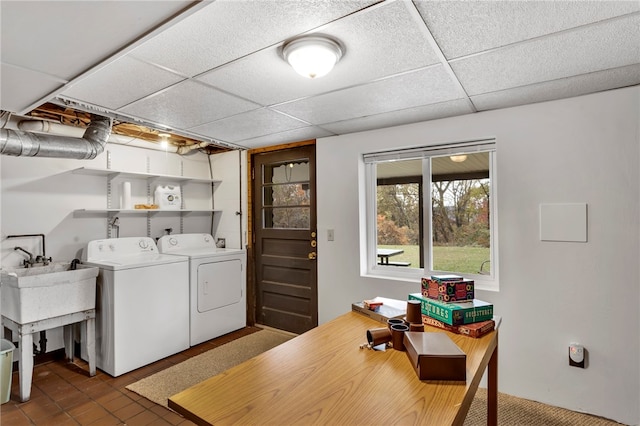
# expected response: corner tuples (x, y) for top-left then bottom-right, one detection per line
(363, 140), (499, 291)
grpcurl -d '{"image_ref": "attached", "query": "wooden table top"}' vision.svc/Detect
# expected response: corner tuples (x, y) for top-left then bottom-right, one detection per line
(169, 311), (498, 426)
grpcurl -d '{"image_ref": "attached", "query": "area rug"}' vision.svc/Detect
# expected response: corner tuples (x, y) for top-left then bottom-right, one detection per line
(464, 388), (621, 426)
(126, 328), (293, 408)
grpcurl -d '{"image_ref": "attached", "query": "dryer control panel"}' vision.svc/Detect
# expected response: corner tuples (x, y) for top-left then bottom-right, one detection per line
(157, 233), (216, 252)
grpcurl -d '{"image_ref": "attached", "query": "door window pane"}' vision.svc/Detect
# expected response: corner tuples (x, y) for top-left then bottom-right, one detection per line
(263, 207), (310, 229)
(262, 160), (310, 229)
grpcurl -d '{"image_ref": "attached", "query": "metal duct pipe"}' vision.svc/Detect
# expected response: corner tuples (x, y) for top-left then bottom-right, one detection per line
(0, 114), (112, 159)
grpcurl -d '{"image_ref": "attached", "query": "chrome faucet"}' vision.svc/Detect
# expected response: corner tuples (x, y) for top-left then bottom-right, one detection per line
(7, 234), (52, 267)
(14, 246), (35, 267)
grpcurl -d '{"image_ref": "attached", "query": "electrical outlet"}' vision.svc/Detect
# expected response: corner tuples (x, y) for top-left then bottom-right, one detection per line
(569, 343), (585, 368)
(216, 238), (226, 248)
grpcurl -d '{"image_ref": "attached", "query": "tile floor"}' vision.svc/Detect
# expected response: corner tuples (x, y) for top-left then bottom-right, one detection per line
(1, 326), (261, 425)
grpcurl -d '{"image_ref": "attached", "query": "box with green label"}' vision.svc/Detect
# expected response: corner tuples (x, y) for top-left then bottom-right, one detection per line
(409, 293), (493, 326)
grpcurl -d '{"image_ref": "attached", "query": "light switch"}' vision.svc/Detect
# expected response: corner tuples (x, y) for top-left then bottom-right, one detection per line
(327, 229), (334, 241)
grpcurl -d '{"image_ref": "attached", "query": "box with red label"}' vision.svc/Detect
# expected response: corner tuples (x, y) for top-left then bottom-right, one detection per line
(421, 277), (474, 303)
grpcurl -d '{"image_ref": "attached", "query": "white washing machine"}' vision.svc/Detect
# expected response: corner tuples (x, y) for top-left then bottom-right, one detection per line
(83, 237), (189, 377)
(157, 233), (246, 346)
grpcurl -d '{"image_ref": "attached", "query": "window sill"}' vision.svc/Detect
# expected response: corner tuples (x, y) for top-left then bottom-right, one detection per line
(363, 267), (499, 292)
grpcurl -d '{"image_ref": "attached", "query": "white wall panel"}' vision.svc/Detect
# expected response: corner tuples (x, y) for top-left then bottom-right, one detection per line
(316, 87), (639, 425)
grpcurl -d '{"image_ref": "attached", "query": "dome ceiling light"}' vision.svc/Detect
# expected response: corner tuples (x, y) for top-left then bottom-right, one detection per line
(283, 35), (343, 79)
(449, 155), (468, 163)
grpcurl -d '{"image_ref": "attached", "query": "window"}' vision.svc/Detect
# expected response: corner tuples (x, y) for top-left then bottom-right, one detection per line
(262, 160), (310, 229)
(364, 140), (497, 288)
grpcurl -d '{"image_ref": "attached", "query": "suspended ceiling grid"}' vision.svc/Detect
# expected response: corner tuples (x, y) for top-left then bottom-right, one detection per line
(1, 0), (639, 150)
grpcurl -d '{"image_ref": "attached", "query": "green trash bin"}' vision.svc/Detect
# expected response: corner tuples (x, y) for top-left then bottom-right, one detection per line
(1, 339), (15, 404)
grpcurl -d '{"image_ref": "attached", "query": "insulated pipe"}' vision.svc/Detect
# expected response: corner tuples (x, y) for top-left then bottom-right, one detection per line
(176, 141), (211, 155)
(0, 114), (112, 159)
(16, 118), (209, 154)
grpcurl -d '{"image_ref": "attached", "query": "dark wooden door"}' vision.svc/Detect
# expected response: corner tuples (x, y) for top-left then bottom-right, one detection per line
(252, 145), (317, 334)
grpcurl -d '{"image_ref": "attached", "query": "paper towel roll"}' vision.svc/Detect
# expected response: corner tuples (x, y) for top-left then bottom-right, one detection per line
(121, 181), (132, 209)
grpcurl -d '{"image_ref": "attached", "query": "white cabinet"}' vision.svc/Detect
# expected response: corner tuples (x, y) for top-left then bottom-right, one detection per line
(72, 167), (221, 237)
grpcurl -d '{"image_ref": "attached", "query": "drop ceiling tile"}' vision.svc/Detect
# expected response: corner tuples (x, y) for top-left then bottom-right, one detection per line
(129, 0), (378, 77)
(0, 64), (64, 113)
(119, 80), (260, 130)
(471, 64), (640, 111)
(61, 57), (185, 110)
(273, 65), (463, 125)
(236, 126), (335, 149)
(452, 14), (640, 96)
(197, 0), (441, 106)
(0, 0), (192, 80)
(321, 99), (473, 134)
(190, 108), (309, 143)
(415, 1), (640, 59)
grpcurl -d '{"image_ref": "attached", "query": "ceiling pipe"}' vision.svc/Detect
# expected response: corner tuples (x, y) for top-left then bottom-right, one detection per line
(14, 118), (209, 155)
(1, 114), (112, 159)
(176, 142), (210, 155)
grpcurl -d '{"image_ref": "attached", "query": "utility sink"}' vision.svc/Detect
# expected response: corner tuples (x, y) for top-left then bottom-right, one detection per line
(1, 262), (98, 324)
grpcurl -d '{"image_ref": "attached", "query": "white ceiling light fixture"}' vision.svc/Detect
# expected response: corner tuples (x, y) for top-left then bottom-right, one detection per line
(283, 35), (343, 79)
(449, 155), (467, 163)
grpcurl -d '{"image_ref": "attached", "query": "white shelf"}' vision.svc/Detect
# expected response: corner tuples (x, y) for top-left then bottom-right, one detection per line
(72, 167), (220, 184)
(71, 166), (221, 236)
(75, 209), (220, 214)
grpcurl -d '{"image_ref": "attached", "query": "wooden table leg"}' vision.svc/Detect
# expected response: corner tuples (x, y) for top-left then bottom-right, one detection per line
(487, 339), (498, 426)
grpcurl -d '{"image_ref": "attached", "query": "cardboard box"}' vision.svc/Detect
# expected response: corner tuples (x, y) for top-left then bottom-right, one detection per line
(421, 277), (474, 303)
(409, 293), (493, 326)
(403, 332), (466, 381)
(422, 314), (495, 338)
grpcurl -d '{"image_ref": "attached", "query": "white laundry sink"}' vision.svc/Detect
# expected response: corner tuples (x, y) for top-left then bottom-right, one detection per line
(0, 262), (98, 324)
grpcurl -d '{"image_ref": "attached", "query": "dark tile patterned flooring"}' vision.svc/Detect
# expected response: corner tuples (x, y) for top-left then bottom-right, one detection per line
(1, 327), (261, 425)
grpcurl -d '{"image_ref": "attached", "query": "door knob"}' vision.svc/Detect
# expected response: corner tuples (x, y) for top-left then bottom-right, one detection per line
(308, 252), (317, 260)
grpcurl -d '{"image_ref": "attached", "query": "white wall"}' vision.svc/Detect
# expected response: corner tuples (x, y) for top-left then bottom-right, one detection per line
(208, 150), (245, 249)
(1, 142), (241, 348)
(316, 87), (640, 425)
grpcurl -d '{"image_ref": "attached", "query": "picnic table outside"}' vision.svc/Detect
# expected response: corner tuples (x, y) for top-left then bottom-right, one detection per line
(377, 248), (410, 266)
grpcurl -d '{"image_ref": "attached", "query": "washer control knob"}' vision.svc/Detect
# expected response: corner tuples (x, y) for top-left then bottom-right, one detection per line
(203, 235), (211, 243)
(139, 239), (149, 249)
(109, 244), (115, 251)
(169, 237), (178, 246)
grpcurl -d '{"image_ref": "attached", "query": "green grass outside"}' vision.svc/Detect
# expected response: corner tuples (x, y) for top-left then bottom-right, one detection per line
(378, 245), (490, 274)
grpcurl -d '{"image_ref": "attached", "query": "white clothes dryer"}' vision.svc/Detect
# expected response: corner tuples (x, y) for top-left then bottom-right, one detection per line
(157, 233), (246, 346)
(83, 237), (189, 377)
